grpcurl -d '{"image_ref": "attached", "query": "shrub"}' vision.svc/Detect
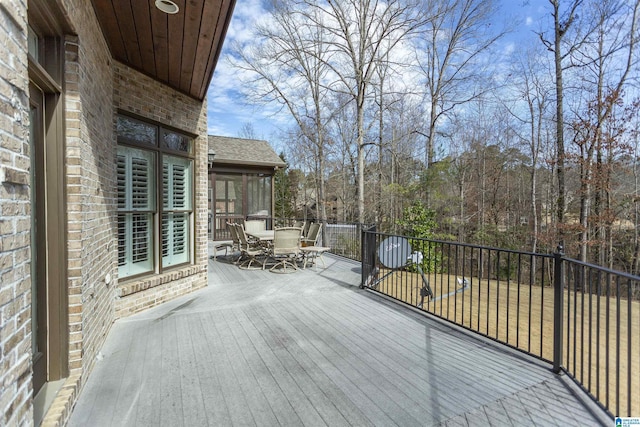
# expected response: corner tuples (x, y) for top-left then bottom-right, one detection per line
(398, 201), (441, 273)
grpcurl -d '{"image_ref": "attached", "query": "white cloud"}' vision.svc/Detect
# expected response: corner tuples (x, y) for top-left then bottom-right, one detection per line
(225, 0), (266, 45)
(503, 42), (515, 56)
(207, 0), (543, 144)
(207, 0), (289, 140)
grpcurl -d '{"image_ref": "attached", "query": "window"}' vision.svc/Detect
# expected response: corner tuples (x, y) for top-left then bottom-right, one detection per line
(162, 155), (192, 266)
(247, 174), (271, 217)
(117, 147), (155, 277)
(117, 115), (194, 279)
(215, 174), (243, 215)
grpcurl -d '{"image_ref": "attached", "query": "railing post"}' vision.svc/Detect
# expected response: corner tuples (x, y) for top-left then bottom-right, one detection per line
(360, 224), (367, 288)
(360, 224), (376, 289)
(553, 244), (564, 374)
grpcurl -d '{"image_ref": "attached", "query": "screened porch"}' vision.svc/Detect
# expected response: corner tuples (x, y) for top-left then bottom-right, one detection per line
(208, 135), (286, 240)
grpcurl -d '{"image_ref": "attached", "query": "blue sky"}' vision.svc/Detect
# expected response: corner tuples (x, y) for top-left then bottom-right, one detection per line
(206, 0), (548, 147)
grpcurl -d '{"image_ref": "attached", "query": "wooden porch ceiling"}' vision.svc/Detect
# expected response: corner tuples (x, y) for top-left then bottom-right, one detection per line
(91, 0), (236, 100)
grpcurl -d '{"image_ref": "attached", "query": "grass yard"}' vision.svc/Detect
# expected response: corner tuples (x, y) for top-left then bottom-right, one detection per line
(372, 269), (640, 416)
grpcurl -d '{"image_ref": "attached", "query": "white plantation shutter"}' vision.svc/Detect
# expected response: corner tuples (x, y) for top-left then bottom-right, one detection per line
(172, 164), (186, 208)
(162, 155), (192, 266)
(117, 146), (155, 277)
(117, 154), (127, 268)
(131, 213), (151, 262)
(173, 214), (187, 253)
(117, 214), (126, 267)
(117, 155), (126, 209)
(117, 114), (193, 277)
(162, 162), (169, 210)
(131, 157), (150, 209)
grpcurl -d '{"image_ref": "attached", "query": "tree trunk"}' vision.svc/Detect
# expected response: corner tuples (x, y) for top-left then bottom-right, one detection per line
(377, 88), (384, 224)
(553, 2), (566, 242)
(578, 154), (592, 262)
(357, 91), (366, 224)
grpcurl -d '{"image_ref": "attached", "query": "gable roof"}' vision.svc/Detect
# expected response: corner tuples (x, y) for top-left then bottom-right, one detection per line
(209, 135), (286, 168)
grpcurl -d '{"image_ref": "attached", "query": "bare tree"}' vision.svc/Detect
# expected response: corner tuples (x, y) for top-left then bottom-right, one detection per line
(414, 0), (504, 179)
(563, 0), (638, 262)
(371, 47), (423, 226)
(327, 93), (359, 221)
(238, 122), (258, 140)
(231, 0), (334, 223)
(300, 0), (430, 223)
(631, 112), (640, 274)
(505, 46), (554, 254)
(589, 0), (638, 265)
(539, 0), (594, 244)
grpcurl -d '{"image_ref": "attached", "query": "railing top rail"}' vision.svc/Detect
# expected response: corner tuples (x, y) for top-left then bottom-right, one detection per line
(562, 257), (640, 281)
(362, 230), (554, 259)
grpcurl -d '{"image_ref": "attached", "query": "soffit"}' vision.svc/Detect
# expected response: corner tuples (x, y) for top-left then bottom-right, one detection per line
(91, 0), (235, 100)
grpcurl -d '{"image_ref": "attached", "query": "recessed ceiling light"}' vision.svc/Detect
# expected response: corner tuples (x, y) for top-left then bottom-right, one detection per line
(155, 0), (179, 14)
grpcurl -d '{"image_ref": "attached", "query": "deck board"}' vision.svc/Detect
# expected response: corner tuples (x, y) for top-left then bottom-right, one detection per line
(68, 252), (610, 426)
(247, 305), (375, 427)
(133, 317), (163, 426)
(270, 300), (425, 426)
(285, 299), (439, 423)
(219, 309), (301, 426)
(190, 314), (234, 426)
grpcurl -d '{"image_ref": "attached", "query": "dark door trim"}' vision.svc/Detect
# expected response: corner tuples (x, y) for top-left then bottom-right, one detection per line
(29, 83), (47, 393)
(28, 29), (68, 396)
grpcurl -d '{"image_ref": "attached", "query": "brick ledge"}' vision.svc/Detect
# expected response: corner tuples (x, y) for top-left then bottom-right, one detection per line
(40, 373), (82, 427)
(117, 264), (206, 297)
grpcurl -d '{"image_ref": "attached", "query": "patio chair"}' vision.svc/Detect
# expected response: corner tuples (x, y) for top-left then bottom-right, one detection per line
(301, 223), (321, 247)
(300, 245), (331, 270)
(211, 240), (233, 260)
(299, 223), (330, 270)
(244, 219), (266, 234)
(236, 223), (267, 270)
(226, 222), (242, 264)
(268, 227), (302, 273)
(226, 222), (241, 250)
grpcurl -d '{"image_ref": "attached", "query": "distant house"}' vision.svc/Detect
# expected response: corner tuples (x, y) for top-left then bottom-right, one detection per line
(208, 136), (286, 240)
(0, 1), (235, 425)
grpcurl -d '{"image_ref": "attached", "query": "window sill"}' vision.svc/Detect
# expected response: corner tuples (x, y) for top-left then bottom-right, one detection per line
(117, 264), (206, 298)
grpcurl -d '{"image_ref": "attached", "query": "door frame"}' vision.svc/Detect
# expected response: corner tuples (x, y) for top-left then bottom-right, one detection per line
(27, 15), (68, 395)
(29, 83), (47, 393)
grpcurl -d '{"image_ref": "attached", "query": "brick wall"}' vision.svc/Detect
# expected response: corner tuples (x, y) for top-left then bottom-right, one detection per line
(0, 0), (210, 424)
(113, 63), (209, 318)
(0, 1), (33, 425)
(63, 0), (117, 392)
(41, 1), (117, 425)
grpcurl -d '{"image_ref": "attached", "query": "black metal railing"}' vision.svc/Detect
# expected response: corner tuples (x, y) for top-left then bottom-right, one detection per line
(360, 230), (639, 418)
(559, 255), (640, 418)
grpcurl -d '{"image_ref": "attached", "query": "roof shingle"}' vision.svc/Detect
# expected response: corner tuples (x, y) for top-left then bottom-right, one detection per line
(208, 135), (286, 168)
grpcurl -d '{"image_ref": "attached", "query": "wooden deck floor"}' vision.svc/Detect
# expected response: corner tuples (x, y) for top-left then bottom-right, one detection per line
(68, 252), (610, 426)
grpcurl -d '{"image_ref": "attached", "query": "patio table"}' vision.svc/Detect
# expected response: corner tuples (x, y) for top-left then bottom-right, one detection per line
(300, 246), (331, 270)
(247, 230), (275, 241)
